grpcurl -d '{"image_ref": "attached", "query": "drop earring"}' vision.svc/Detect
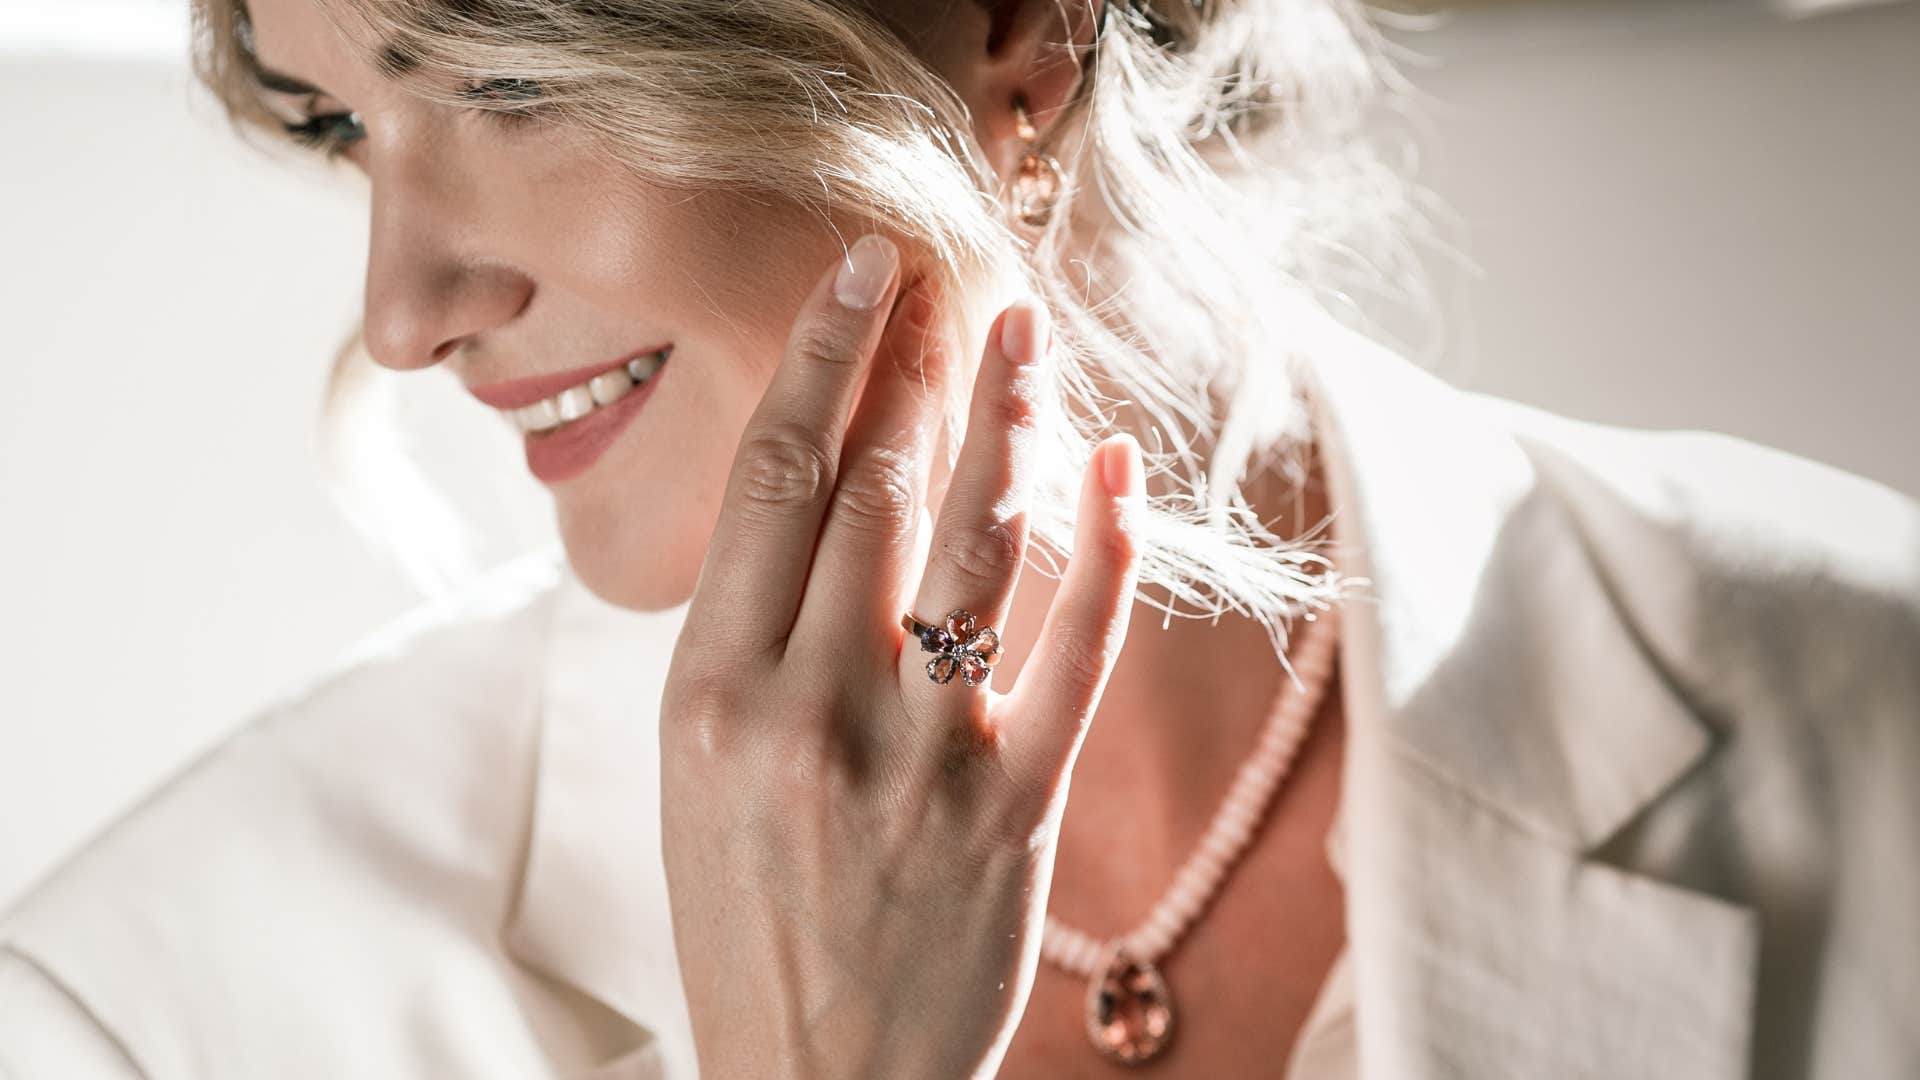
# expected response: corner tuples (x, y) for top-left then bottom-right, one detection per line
(1011, 92), (1065, 229)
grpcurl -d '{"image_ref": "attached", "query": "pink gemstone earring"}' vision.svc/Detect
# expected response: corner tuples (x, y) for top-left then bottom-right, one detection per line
(1011, 92), (1065, 229)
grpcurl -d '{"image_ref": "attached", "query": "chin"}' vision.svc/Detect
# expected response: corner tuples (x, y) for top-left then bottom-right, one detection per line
(545, 353), (745, 612)
(553, 479), (713, 612)
(556, 520), (703, 611)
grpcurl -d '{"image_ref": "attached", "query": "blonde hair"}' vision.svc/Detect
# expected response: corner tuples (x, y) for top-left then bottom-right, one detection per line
(189, 0), (1447, 662)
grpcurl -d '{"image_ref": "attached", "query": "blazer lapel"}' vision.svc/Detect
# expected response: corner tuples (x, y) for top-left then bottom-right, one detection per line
(501, 573), (699, 1079)
(1298, 316), (1759, 1079)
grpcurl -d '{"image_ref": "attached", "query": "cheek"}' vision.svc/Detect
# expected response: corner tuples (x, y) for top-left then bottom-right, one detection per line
(569, 184), (850, 476)
(526, 162), (838, 369)
(553, 180), (863, 493)
(528, 163), (860, 608)
(484, 131), (858, 394)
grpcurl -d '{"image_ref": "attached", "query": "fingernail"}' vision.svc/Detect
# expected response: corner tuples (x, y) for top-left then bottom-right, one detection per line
(835, 235), (898, 311)
(998, 297), (1049, 366)
(1102, 433), (1142, 499)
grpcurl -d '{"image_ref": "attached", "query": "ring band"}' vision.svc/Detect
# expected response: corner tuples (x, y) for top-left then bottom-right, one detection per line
(902, 608), (1004, 686)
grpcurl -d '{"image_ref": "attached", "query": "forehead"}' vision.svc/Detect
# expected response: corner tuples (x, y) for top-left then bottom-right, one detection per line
(243, 0), (377, 92)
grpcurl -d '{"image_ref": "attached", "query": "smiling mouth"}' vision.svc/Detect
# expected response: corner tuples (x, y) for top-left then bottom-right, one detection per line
(501, 348), (671, 434)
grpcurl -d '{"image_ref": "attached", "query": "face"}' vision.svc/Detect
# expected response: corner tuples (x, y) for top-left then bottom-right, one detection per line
(242, 0), (1016, 611)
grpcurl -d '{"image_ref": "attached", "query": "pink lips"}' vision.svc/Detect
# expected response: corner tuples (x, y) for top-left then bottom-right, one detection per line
(467, 346), (672, 410)
(521, 359), (668, 485)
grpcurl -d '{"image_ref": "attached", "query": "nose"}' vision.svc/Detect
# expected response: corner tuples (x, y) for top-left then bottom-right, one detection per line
(361, 147), (533, 371)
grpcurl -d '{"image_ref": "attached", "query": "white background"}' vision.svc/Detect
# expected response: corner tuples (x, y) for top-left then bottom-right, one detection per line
(2, 0), (1916, 910)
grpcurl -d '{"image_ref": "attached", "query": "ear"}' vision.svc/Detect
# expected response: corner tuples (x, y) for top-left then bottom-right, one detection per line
(969, 0), (1103, 170)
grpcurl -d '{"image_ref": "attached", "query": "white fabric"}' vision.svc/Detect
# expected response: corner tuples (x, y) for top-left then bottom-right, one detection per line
(1284, 792), (1355, 1079)
(3, 313), (1916, 1078)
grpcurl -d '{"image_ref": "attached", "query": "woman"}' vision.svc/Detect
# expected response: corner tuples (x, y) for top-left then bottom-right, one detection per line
(2, 0), (1915, 1075)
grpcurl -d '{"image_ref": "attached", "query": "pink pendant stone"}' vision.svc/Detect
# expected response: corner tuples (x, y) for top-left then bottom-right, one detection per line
(1084, 948), (1175, 1065)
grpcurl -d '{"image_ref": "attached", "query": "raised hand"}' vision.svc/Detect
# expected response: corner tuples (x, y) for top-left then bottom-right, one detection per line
(659, 233), (1145, 1079)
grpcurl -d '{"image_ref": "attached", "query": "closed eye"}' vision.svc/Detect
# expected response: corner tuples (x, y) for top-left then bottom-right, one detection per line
(460, 77), (546, 126)
(462, 77), (543, 103)
(281, 79), (545, 159)
(284, 111), (365, 159)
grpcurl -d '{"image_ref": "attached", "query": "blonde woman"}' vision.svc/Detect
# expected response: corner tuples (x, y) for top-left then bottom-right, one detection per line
(2, 0), (1916, 1075)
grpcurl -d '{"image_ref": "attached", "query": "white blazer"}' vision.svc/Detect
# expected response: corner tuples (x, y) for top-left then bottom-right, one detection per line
(3, 323), (1916, 1079)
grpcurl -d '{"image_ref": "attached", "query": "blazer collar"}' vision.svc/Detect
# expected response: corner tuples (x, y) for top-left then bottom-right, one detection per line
(1296, 314), (1715, 854)
(1297, 309), (1756, 1078)
(503, 309), (1756, 1077)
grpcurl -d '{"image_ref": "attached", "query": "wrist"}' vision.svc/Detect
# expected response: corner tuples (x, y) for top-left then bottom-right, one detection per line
(693, 975), (995, 1080)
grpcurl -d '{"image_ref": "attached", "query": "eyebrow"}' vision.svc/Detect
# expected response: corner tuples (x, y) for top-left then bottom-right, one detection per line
(250, 42), (418, 97)
(252, 62), (319, 96)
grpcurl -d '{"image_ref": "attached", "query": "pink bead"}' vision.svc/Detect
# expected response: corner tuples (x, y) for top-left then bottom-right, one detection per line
(1039, 605), (1343, 1062)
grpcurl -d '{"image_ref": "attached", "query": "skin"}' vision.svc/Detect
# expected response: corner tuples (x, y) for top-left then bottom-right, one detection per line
(245, 0), (1346, 1072)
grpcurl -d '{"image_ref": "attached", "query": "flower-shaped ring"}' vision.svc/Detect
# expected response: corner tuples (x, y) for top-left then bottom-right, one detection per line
(901, 608), (1003, 687)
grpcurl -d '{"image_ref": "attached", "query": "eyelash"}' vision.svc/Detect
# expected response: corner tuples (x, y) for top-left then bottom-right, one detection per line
(281, 78), (545, 160)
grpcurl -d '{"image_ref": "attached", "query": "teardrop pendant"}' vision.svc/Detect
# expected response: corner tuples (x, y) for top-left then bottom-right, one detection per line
(1083, 946), (1175, 1065)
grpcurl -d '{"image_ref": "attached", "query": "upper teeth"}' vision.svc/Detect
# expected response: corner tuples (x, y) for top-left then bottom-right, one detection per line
(508, 350), (666, 433)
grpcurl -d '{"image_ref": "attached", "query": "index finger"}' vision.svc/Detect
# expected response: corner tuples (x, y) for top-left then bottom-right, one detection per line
(680, 233), (903, 667)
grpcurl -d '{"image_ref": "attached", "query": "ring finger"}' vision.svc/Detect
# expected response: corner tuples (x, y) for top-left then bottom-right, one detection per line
(899, 296), (1051, 711)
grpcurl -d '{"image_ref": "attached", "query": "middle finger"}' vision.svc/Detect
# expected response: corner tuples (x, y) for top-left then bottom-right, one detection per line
(678, 233), (902, 667)
(788, 277), (955, 663)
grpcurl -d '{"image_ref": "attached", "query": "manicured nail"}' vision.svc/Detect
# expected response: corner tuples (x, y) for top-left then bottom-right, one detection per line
(998, 297), (1049, 366)
(835, 235), (898, 311)
(1102, 433), (1142, 499)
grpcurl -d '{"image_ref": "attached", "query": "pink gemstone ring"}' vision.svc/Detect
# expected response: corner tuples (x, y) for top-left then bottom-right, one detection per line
(901, 608), (1003, 687)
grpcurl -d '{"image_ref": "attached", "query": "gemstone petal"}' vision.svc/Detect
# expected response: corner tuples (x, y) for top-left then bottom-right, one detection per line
(944, 609), (976, 639)
(958, 655), (989, 686)
(964, 627), (1000, 660)
(928, 655), (959, 684)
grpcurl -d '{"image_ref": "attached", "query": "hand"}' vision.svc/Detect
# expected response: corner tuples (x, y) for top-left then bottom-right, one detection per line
(659, 234), (1146, 1079)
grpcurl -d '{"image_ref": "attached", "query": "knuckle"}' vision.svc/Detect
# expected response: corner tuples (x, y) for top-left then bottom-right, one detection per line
(939, 519), (1025, 590)
(660, 672), (746, 757)
(735, 427), (835, 512)
(790, 321), (863, 370)
(1047, 627), (1113, 691)
(989, 372), (1042, 433)
(831, 446), (919, 533)
(1085, 512), (1141, 570)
